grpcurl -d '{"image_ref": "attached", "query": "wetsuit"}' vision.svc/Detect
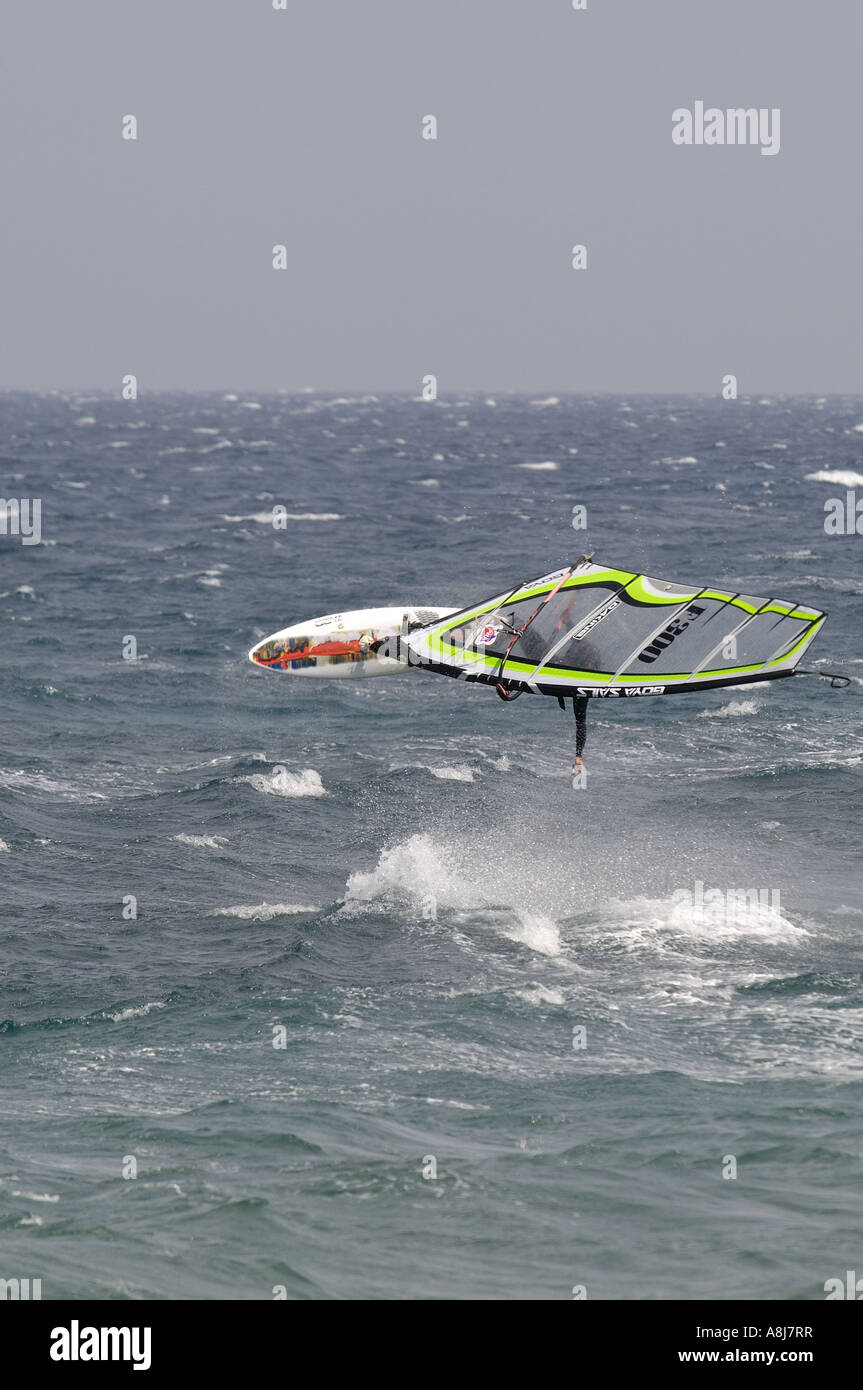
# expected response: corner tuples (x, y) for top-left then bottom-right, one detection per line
(573, 696), (588, 758)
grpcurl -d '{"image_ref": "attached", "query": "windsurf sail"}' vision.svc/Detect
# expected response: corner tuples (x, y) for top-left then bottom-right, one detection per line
(385, 557), (827, 699)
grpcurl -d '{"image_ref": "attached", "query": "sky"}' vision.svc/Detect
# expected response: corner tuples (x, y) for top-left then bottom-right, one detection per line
(1, 0), (860, 393)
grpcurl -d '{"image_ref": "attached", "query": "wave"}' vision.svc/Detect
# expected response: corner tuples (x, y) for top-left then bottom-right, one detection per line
(343, 834), (562, 956)
(514, 983), (566, 1006)
(805, 469), (863, 487)
(241, 768), (326, 798)
(595, 892), (807, 945)
(107, 1001), (166, 1023)
(0, 1000), (170, 1032)
(342, 829), (812, 969)
(210, 903), (319, 921)
(172, 833), (229, 849)
(698, 699), (761, 718)
(222, 512), (343, 523)
(345, 834), (474, 911)
(0, 769), (107, 803)
(503, 913), (560, 956)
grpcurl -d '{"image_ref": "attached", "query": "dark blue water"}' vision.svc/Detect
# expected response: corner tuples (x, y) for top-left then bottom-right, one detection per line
(1, 391), (861, 1300)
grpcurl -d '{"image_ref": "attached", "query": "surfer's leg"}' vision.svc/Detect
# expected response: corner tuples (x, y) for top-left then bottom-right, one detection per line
(573, 696), (588, 768)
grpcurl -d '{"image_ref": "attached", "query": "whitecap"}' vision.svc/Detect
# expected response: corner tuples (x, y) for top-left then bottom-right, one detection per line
(603, 892), (805, 944)
(172, 833), (228, 849)
(698, 699), (761, 718)
(515, 984), (566, 1006)
(108, 1001), (166, 1023)
(211, 903), (318, 920)
(222, 512), (343, 523)
(805, 469), (863, 487)
(243, 768), (326, 798)
(346, 834), (474, 910)
(504, 913), (561, 956)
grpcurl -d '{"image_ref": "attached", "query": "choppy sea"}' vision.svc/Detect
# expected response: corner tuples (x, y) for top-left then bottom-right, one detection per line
(1, 391), (861, 1299)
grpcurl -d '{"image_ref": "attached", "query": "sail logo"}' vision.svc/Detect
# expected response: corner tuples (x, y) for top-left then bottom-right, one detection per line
(572, 598), (621, 640)
(576, 686), (665, 697)
(476, 624), (501, 645)
(50, 1321), (152, 1371)
(638, 604), (705, 664)
(672, 102), (780, 157)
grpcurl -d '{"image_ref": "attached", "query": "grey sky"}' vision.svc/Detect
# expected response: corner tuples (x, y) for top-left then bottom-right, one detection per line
(1, 0), (859, 393)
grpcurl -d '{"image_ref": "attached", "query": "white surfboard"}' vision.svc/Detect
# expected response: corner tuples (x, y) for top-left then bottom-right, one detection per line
(248, 605), (457, 678)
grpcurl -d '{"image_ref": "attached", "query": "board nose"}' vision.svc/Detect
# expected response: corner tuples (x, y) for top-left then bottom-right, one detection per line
(249, 637), (282, 666)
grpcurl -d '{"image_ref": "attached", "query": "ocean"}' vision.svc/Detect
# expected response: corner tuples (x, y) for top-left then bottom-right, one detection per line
(1, 391), (861, 1300)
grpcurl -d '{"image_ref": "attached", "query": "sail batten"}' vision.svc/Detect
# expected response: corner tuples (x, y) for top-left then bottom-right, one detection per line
(688, 600), (771, 679)
(611, 590), (708, 683)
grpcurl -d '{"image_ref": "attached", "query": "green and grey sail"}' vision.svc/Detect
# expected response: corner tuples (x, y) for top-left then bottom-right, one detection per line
(382, 558), (826, 699)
